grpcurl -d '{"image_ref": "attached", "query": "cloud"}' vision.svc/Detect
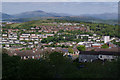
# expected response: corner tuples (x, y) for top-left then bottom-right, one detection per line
(2, 0), (120, 2)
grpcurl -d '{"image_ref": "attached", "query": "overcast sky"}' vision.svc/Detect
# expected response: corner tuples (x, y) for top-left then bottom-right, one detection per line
(2, 2), (118, 15)
(2, 0), (120, 2)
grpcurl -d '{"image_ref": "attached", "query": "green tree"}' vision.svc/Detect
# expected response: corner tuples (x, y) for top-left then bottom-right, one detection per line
(68, 47), (74, 54)
(77, 45), (85, 51)
(101, 44), (109, 48)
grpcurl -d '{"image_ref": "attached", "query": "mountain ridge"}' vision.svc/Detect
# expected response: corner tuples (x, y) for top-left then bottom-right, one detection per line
(0, 10), (118, 24)
(0, 10), (118, 20)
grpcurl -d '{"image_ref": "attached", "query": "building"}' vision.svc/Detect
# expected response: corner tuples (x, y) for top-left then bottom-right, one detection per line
(104, 36), (110, 43)
(78, 42), (85, 45)
(92, 43), (101, 48)
(79, 51), (120, 62)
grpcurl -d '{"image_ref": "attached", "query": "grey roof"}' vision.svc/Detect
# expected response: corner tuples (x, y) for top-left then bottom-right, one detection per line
(62, 49), (68, 52)
(80, 51), (120, 56)
(15, 50), (43, 57)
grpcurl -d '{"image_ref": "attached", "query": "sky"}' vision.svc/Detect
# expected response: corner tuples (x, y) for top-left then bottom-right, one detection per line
(2, 2), (118, 15)
(1, 0), (120, 2)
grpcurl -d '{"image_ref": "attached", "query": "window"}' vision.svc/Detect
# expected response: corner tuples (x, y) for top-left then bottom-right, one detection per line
(91, 59), (93, 62)
(100, 55), (102, 58)
(84, 59), (87, 62)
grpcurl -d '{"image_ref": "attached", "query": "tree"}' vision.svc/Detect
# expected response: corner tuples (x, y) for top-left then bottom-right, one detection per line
(77, 45), (85, 51)
(2, 49), (21, 80)
(68, 47), (74, 54)
(2, 49), (120, 79)
(101, 44), (109, 48)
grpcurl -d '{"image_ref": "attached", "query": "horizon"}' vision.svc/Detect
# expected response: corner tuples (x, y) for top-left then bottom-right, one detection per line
(1, 9), (118, 15)
(2, 2), (118, 15)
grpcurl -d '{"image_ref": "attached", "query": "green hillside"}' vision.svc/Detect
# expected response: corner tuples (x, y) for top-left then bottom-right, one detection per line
(3, 19), (119, 38)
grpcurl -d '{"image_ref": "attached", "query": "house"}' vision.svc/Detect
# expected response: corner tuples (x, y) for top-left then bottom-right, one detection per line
(14, 50), (44, 59)
(94, 47), (120, 52)
(9, 40), (14, 44)
(110, 37), (116, 41)
(2, 39), (8, 42)
(79, 51), (98, 62)
(24, 38), (29, 41)
(85, 44), (92, 48)
(48, 42), (53, 45)
(72, 42), (76, 45)
(46, 34), (54, 37)
(78, 42), (85, 45)
(88, 36), (94, 39)
(3, 41), (9, 44)
(79, 51), (120, 62)
(106, 42), (117, 48)
(73, 23), (79, 26)
(30, 35), (38, 40)
(96, 39), (101, 42)
(38, 30), (42, 32)
(73, 48), (79, 54)
(2, 34), (7, 37)
(104, 36), (110, 43)
(28, 45), (34, 48)
(92, 43), (101, 48)
(14, 40), (20, 44)
(28, 42), (33, 45)
(62, 48), (69, 55)
(5, 44), (10, 47)
(19, 37), (24, 40)
(88, 39), (91, 41)
(81, 24), (84, 26)
(9, 37), (17, 40)
(34, 41), (39, 44)
(93, 34), (97, 36)
(20, 35), (29, 38)
(65, 42), (73, 46)
(62, 48), (79, 56)
(22, 34), (30, 36)
(20, 41), (25, 44)
(31, 27), (35, 29)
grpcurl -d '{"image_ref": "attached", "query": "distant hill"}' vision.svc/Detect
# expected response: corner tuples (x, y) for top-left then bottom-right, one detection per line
(13, 10), (62, 18)
(49, 12), (73, 17)
(1, 10), (118, 24)
(81, 13), (118, 20)
(1, 10), (73, 20)
(4, 16), (117, 25)
(0, 12), (13, 20)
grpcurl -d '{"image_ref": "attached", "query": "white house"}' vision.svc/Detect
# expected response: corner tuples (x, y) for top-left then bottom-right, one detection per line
(78, 42), (85, 45)
(2, 34), (7, 37)
(104, 36), (110, 43)
(34, 41), (39, 44)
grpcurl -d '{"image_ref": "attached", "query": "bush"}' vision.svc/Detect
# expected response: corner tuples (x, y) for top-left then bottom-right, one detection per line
(77, 45), (86, 51)
(101, 44), (109, 48)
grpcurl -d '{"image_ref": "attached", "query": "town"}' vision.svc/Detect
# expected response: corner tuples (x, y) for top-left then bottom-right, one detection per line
(1, 20), (120, 61)
(1, 2), (120, 79)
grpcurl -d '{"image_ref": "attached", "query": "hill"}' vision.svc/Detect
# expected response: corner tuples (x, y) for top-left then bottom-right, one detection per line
(1, 10), (118, 24)
(0, 12), (13, 20)
(13, 10), (62, 18)
(81, 13), (118, 20)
